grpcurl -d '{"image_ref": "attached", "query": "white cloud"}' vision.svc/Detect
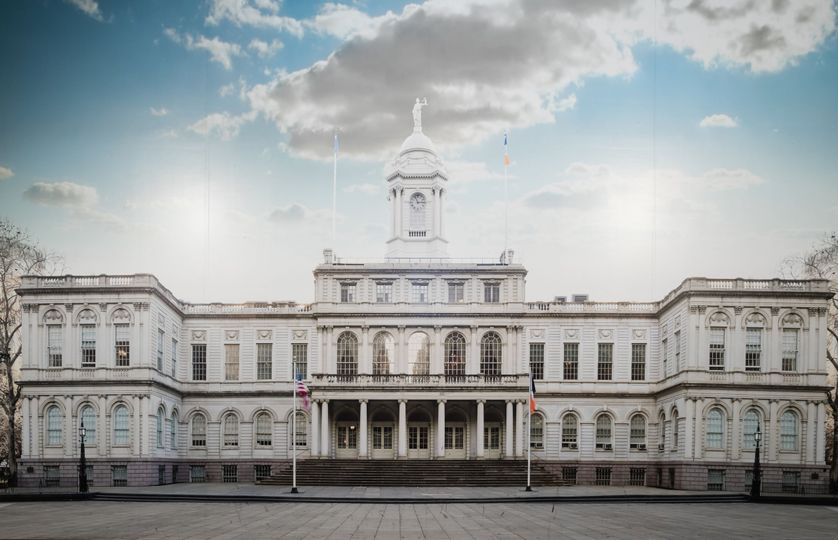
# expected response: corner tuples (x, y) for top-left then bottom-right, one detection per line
(699, 168), (764, 191)
(219, 83), (236, 97)
(64, 0), (104, 22)
(150, 106), (169, 117)
(244, 0), (834, 160)
(164, 28), (244, 70)
(248, 38), (284, 58)
(23, 181), (99, 208)
(268, 203), (329, 224)
(343, 183), (380, 195)
(0, 165), (13, 180)
(700, 113), (738, 128)
(188, 111), (256, 141)
(205, 0), (304, 37)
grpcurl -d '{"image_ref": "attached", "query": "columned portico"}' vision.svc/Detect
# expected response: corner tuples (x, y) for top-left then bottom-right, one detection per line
(437, 399), (446, 458)
(320, 400), (330, 458)
(505, 400), (514, 458)
(311, 400), (320, 457)
(398, 399), (407, 458)
(515, 400), (524, 458)
(476, 400), (485, 458)
(359, 400), (368, 458)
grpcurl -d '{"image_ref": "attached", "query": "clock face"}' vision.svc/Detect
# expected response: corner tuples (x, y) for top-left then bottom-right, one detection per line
(410, 194), (426, 210)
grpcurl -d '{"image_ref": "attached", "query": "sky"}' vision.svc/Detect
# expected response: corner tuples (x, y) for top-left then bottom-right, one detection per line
(1, 0), (837, 304)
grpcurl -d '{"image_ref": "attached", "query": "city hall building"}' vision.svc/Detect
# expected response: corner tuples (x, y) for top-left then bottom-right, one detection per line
(16, 114), (833, 491)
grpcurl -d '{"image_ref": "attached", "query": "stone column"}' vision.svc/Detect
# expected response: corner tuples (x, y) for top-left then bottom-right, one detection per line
(469, 326), (480, 375)
(140, 395), (149, 456)
(320, 400), (329, 458)
(398, 326), (407, 374)
(768, 400), (779, 462)
(815, 402), (826, 464)
(64, 395), (73, 457)
(97, 395), (107, 456)
(132, 395), (141, 457)
(731, 399), (740, 460)
(395, 188), (402, 237)
(437, 400), (446, 458)
(398, 399), (407, 458)
(694, 398), (704, 459)
(476, 400), (485, 458)
(515, 401), (525, 457)
(361, 326), (370, 374)
(684, 398), (695, 460)
(21, 397), (30, 458)
(505, 400), (514, 458)
(433, 326), (442, 375)
(359, 400), (368, 458)
(310, 401), (320, 458)
(439, 189), (445, 239)
(806, 401), (816, 463)
(390, 189), (396, 237)
(431, 188), (438, 238)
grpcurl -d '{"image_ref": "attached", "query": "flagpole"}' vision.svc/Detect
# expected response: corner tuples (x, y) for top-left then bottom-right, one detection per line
(291, 375), (298, 494)
(332, 133), (338, 249)
(526, 375), (532, 492)
(503, 133), (509, 259)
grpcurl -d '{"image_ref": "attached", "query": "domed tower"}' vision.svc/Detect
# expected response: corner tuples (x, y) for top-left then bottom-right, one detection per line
(385, 99), (448, 258)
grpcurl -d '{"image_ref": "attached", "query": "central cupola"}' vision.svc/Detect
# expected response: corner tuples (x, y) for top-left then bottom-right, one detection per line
(384, 99), (448, 258)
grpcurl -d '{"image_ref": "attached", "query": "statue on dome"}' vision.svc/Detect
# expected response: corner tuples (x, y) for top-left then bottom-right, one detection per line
(412, 97), (428, 132)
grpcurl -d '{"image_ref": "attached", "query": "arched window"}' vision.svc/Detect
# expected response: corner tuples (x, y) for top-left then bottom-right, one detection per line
(46, 405), (62, 446)
(480, 331), (502, 376)
(80, 405), (96, 445)
(671, 408), (679, 451)
(293, 411), (307, 447)
(780, 410), (799, 451)
(444, 332), (466, 377)
(630, 415), (646, 449)
(408, 332), (430, 376)
(742, 409), (760, 450)
(255, 413), (272, 447)
(561, 414), (578, 449)
(530, 413), (544, 450)
(706, 408), (724, 449)
(191, 413), (206, 447)
(113, 405), (130, 446)
(223, 414), (239, 447)
(595, 414), (613, 450)
(336, 332), (358, 376)
(156, 407), (165, 448)
(372, 332), (394, 375)
(409, 192), (426, 232)
(170, 412), (178, 449)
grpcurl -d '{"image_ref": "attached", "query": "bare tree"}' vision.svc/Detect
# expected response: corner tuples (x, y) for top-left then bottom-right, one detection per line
(784, 232), (838, 493)
(0, 219), (56, 487)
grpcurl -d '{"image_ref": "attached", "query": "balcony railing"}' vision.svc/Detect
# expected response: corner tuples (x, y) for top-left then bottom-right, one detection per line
(310, 373), (528, 387)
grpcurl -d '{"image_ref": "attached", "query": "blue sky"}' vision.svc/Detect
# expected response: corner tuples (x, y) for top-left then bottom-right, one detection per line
(1, 0), (837, 303)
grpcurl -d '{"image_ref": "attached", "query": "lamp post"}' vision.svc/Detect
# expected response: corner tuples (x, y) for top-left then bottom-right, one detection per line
(750, 425), (761, 499)
(78, 421), (88, 493)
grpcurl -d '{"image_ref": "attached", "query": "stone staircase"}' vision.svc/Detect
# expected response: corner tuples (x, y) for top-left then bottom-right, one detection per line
(258, 459), (564, 487)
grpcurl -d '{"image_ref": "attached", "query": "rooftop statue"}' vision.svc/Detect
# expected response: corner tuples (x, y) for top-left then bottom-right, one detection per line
(412, 97), (428, 132)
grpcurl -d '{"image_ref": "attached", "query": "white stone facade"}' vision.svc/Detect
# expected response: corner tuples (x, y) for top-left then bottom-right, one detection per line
(16, 123), (834, 490)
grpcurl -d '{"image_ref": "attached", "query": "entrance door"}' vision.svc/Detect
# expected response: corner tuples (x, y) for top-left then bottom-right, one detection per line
(371, 423), (394, 459)
(407, 424), (430, 459)
(336, 422), (358, 458)
(444, 424), (466, 458)
(484, 423), (502, 459)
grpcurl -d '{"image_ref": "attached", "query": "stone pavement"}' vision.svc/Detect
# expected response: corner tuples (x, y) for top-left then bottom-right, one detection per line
(0, 499), (836, 539)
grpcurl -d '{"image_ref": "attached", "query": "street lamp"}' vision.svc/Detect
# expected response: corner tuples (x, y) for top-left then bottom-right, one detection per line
(750, 425), (761, 499)
(78, 421), (88, 493)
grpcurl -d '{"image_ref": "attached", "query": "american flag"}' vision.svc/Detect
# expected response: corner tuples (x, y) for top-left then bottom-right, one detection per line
(295, 375), (310, 410)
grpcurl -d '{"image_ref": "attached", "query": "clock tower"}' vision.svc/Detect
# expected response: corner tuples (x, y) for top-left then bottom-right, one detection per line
(385, 100), (448, 258)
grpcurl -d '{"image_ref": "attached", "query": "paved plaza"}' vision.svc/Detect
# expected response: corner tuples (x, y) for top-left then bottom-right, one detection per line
(0, 500), (836, 539)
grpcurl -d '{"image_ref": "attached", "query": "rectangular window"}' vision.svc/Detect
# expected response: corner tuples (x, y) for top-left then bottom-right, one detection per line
(562, 467), (577, 485)
(47, 325), (63, 367)
(781, 471), (800, 493)
(171, 338), (177, 377)
(483, 282), (500, 303)
(375, 282), (392, 303)
(157, 329), (164, 371)
(224, 344), (240, 381)
(158, 465), (166, 486)
(595, 467), (612, 486)
(411, 283), (428, 303)
(111, 465), (128, 487)
(254, 464), (272, 481)
(447, 282), (464, 303)
(629, 468), (646, 486)
(782, 329), (799, 371)
(744, 470), (754, 489)
(708, 328), (725, 370)
(529, 343), (545, 380)
(707, 469), (725, 491)
(631, 343), (646, 381)
(745, 328), (762, 371)
(674, 331), (681, 370)
(292, 343), (308, 379)
(563, 343), (579, 380)
(190, 465), (206, 483)
(340, 283), (356, 303)
(257, 343), (273, 380)
(661, 338), (668, 376)
(444, 426), (464, 449)
(222, 464), (238, 483)
(80, 325), (96, 368)
(191, 344), (206, 381)
(114, 324), (130, 367)
(597, 343), (613, 381)
(43, 465), (60, 487)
